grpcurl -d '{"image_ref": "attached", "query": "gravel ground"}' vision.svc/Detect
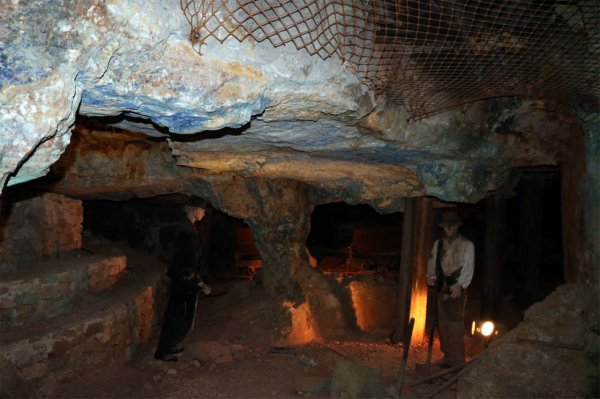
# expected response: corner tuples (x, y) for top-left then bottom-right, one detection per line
(54, 276), (482, 399)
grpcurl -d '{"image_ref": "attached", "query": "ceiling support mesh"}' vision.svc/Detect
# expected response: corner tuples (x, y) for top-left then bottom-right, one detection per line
(180, 1), (599, 120)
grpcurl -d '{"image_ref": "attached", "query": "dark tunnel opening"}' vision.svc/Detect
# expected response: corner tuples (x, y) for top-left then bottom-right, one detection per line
(82, 195), (263, 284)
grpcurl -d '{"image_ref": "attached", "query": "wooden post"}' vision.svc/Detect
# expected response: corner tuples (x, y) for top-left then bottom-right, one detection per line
(482, 192), (505, 318)
(409, 197), (434, 343)
(519, 174), (544, 304)
(393, 197), (416, 344)
(561, 135), (587, 283)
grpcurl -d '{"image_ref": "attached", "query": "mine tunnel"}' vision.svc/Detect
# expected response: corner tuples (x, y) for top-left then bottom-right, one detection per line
(1, 1), (598, 398)
(0, 142), (588, 398)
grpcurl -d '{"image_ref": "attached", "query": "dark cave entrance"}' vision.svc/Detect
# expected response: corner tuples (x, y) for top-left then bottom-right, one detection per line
(305, 202), (403, 333)
(503, 167), (564, 309)
(306, 202), (403, 277)
(82, 196), (262, 283)
(456, 166), (565, 329)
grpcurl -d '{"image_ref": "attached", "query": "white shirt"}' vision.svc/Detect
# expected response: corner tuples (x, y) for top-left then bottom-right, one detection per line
(427, 235), (474, 289)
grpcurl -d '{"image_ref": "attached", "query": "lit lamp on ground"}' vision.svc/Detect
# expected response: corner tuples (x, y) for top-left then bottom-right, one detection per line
(471, 320), (496, 337)
(471, 320), (500, 348)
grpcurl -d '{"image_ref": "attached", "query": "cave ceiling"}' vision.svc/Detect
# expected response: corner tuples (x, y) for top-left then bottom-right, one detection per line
(1, 1), (597, 209)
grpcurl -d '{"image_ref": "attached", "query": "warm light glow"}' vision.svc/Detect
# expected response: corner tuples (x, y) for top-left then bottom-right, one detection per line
(282, 300), (318, 345)
(409, 287), (428, 343)
(471, 320), (496, 337)
(348, 283), (368, 331)
(481, 321), (495, 337)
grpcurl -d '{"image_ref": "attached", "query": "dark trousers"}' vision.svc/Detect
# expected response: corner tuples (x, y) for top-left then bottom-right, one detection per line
(155, 285), (198, 358)
(437, 292), (467, 366)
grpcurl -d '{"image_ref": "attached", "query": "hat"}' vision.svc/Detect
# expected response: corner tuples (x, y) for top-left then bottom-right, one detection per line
(438, 211), (462, 227)
(186, 196), (207, 207)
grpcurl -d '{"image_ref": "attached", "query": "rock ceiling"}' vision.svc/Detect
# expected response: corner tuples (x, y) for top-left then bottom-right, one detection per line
(0, 0), (596, 208)
(181, 0), (599, 119)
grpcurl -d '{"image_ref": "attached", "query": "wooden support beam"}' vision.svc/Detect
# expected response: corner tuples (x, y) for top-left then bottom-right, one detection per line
(393, 197), (416, 344)
(519, 174), (544, 304)
(409, 197), (434, 343)
(482, 192), (506, 318)
(516, 337), (584, 351)
(560, 135), (587, 283)
(393, 197), (434, 345)
(424, 207), (441, 343)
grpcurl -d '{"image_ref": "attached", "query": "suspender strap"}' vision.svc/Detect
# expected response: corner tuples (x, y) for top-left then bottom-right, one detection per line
(435, 239), (462, 291)
(435, 240), (445, 292)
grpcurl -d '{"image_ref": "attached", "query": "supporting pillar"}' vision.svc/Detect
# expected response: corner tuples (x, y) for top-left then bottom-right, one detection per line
(409, 197), (434, 343)
(482, 192), (506, 317)
(563, 109), (599, 284)
(518, 174), (544, 304)
(394, 197), (434, 344)
(579, 112), (600, 283)
(393, 197), (416, 344)
(561, 131), (587, 283)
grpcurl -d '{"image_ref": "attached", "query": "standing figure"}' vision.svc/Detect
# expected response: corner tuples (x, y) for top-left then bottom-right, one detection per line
(426, 211), (474, 368)
(155, 205), (211, 362)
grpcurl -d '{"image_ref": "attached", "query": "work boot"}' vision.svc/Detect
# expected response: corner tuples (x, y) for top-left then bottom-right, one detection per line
(154, 352), (178, 362)
(171, 346), (185, 355)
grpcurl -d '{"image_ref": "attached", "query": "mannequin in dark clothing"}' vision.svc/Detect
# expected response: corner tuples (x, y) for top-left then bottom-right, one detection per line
(155, 206), (211, 362)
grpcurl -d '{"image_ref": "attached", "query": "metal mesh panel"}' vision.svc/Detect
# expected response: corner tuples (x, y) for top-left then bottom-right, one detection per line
(180, 1), (599, 120)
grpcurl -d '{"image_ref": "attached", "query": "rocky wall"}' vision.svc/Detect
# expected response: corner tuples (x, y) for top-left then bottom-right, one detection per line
(1, 285), (157, 397)
(0, 192), (83, 272)
(348, 278), (398, 333)
(458, 283), (599, 398)
(0, 255), (126, 328)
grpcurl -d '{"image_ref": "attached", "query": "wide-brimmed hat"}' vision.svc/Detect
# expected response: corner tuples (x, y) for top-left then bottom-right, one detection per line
(438, 211), (462, 227)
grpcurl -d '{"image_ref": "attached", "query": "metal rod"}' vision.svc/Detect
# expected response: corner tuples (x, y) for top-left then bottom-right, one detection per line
(409, 356), (479, 387)
(395, 317), (415, 399)
(516, 338), (584, 351)
(425, 368), (467, 399)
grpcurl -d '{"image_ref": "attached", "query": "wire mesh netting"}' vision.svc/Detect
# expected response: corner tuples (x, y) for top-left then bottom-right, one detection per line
(180, 1), (599, 120)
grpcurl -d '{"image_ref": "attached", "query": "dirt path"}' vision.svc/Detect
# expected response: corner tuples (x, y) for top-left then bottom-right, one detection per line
(54, 334), (467, 399)
(52, 250), (472, 399)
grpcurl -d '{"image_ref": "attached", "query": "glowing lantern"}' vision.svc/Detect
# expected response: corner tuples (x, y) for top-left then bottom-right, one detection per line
(471, 320), (497, 337)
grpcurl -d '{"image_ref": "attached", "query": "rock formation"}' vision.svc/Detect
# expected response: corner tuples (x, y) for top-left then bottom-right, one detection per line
(1, 1), (598, 396)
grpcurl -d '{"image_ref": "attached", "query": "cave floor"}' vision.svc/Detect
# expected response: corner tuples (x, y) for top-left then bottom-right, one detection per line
(53, 326), (481, 399)
(51, 241), (482, 399)
(53, 342), (449, 399)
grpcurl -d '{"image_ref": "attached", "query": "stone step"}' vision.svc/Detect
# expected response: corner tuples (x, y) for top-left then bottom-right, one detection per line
(0, 252), (127, 328)
(0, 249), (164, 395)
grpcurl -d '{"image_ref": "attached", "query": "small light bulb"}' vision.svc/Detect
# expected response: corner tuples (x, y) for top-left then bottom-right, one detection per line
(481, 321), (495, 337)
